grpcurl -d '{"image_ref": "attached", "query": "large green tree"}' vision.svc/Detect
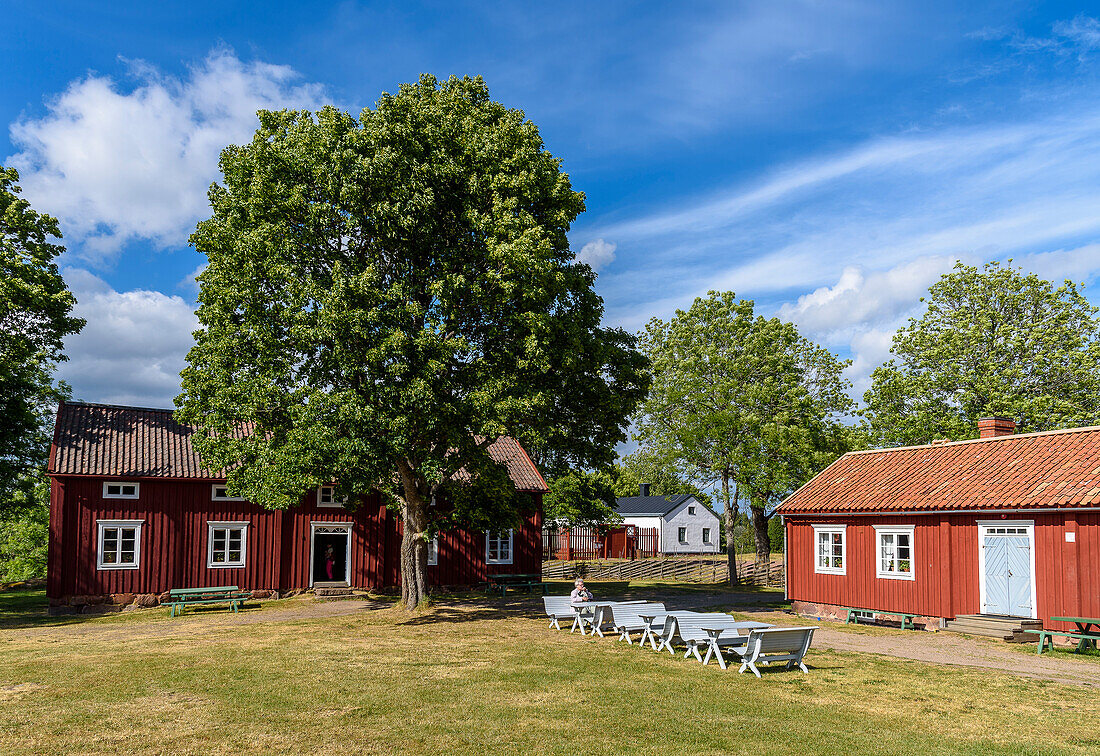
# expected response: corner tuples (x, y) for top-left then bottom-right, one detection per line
(863, 261), (1100, 446)
(0, 166), (84, 514)
(635, 292), (851, 579)
(543, 469), (619, 527)
(177, 76), (648, 610)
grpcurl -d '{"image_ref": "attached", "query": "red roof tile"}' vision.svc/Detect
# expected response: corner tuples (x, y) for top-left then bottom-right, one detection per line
(49, 402), (548, 493)
(778, 426), (1100, 514)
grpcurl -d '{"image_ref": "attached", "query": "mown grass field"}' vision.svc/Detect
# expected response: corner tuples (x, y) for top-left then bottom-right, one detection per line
(1, 587), (1097, 755)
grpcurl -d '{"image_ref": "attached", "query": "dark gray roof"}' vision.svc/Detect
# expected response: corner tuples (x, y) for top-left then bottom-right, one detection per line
(614, 494), (696, 516)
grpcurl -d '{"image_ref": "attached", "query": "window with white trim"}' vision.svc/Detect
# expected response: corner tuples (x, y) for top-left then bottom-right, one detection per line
(97, 520), (143, 569)
(814, 526), (846, 575)
(486, 530), (513, 564)
(876, 526), (915, 580)
(678, 526), (688, 543)
(318, 486), (348, 508)
(702, 528), (711, 544)
(427, 536), (439, 566)
(207, 522), (248, 568)
(102, 482), (139, 499)
(211, 484), (246, 501)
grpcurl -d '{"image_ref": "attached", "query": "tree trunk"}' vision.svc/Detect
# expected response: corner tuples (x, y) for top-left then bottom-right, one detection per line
(723, 474), (739, 585)
(397, 461), (430, 611)
(750, 503), (771, 577)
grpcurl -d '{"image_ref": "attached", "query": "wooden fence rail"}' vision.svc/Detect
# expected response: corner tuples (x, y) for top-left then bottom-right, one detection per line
(541, 556), (785, 587)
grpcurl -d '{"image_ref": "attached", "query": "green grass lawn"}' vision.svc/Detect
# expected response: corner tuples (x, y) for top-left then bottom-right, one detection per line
(1, 588), (1097, 755)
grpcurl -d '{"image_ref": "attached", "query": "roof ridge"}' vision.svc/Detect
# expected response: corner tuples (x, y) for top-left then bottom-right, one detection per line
(64, 400), (176, 413)
(845, 424), (1100, 456)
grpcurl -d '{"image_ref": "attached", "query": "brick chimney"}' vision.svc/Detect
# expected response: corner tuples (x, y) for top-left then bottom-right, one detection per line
(977, 416), (1016, 439)
(639, 483), (650, 497)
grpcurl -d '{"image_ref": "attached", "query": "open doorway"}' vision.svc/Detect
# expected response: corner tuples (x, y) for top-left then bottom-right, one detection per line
(310, 523), (351, 586)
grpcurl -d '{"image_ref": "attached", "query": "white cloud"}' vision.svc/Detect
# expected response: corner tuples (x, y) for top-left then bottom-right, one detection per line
(7, 49), (327, 262)
(576, 238), (617, 271)
(58, 269), (198, 407)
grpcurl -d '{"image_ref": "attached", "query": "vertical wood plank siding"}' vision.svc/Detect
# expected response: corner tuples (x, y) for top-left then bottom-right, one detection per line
(49, 476), (543, 598)
(786, 512), (1100, 629)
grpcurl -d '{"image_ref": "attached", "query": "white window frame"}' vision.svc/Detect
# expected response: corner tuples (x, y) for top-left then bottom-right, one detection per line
(874, 525), (915, 581)
(207, 521), (249, 568)
(486, 530), (513, 565)
(102, 481), (140, 499)
(427, 536), (439, 566)
(317, 485), (348, 508)
(96, 519), (144, 570)
(677, 526), (688, 544)
(702, 527), (711, 544)
(812, 524), (846, 575)
(211, 484), (247, 502)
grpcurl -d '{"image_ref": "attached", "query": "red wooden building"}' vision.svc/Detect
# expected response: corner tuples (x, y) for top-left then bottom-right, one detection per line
(46, 402), (546, 611)
(779, 417), (1100, 634)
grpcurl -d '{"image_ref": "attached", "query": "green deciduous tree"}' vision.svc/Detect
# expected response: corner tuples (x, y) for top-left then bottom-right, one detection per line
(635, 292), (852, 580)
(543, 469), (619, 527)
(863, 261), (1100, 446)
(612, 449), (713, 508)
(1, 166), (84, 513)
(0, 472), (50, 582)
(177, 76), (648, 610)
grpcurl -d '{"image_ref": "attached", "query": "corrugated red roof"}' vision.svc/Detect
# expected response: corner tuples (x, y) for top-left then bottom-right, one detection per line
(49, 402), (548, 492)
(778, 426), (1100, 514)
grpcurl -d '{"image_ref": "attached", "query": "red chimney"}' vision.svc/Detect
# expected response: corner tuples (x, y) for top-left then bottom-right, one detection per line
(977, 416), (1016, 439)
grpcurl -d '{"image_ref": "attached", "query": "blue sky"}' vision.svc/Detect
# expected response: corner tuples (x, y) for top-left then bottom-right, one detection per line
(5, 1), (1100, 409)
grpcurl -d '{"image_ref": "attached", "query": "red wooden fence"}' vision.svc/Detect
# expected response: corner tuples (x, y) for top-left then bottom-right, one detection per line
(542, 526), (658, 560)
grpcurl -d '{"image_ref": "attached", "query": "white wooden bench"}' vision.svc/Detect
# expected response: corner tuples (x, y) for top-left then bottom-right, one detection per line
(651, 612), (732, 656)
(606, 602), (667, 644)
(542, 596), (582, 632)
(729, 627), (818, 677)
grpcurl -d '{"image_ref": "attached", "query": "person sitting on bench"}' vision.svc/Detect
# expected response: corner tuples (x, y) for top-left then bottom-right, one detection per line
(570, 578), (593, 604)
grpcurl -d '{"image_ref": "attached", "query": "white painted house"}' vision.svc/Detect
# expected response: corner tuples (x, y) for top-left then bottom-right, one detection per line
(615, 485), (720, 554)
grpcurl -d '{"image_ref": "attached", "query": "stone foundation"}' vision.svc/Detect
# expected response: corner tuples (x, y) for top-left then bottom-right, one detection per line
(791, 600), (944, 631)
(47, 588), (281, 615)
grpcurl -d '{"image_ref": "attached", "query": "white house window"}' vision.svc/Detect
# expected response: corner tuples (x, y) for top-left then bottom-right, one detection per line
(102, 482), (139, 499)
(688, 506), (696, 515)
(318, 486), (348, 508)
(876, 526), (915, 580)
(97, 520), (143, 569)
(678, 527), (688, 543)
(427, 536), (439, 566)
(211, 484), (246, 501)
(702, 528), (711, 544)
(813, 525), (846, 575)
(486, 530), (513, 564)
(207, 522), (249, 568)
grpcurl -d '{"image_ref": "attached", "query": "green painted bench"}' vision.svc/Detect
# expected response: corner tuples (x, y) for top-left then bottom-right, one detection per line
(1024, 616), (1100, 654)
(167, 586), (250, 618)
(486, 573), (549, 598)
(844, 607), (919, 630)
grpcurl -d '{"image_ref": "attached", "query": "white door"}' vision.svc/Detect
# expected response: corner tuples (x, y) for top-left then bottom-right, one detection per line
(980, 523), (1034, 617)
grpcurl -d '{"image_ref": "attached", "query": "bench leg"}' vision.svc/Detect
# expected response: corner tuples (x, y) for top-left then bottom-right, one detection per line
(846, 609), (853, 624)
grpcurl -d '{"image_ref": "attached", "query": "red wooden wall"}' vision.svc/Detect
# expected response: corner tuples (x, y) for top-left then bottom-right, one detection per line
(47, 475), (542, 599)
(785, 512), (1100, 629)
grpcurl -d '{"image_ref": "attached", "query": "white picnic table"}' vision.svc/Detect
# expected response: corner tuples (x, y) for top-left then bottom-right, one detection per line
(638, 610), (773, 663)
(571, 600), (646, 637)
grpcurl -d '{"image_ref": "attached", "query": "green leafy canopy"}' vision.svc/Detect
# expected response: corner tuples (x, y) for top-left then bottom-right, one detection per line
(862, 261), (1100, 446)
(176, 76), (648, 605)
(0, 166), (84, 512)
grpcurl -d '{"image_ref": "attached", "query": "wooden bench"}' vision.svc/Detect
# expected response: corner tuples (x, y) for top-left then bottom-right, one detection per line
(167, 586), (249, 618)
(1023, 616), (1100, 655)
(486, 573), (549, 598)
(844, 607), (919, 630)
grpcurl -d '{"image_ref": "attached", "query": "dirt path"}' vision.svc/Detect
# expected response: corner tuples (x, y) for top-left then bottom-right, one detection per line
(7, 592), (1098, 687)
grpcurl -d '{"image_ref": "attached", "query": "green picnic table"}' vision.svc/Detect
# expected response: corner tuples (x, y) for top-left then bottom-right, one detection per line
(486, 573), (549, 598)
(166, 585), (250, 618)
(1025, 616), (1100, 654)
